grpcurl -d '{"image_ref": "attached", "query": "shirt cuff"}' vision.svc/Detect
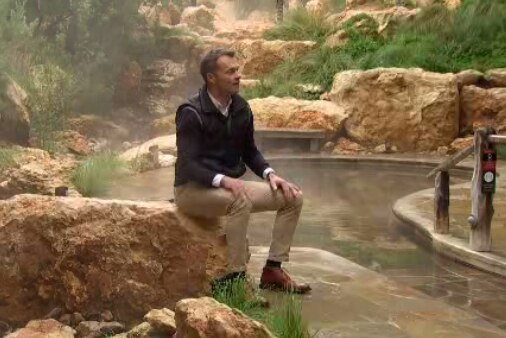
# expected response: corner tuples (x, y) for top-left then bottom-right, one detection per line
(212, 174), (225, 188)
(262, 167), (275, 180)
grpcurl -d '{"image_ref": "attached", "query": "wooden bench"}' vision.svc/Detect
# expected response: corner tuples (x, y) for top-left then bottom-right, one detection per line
(254, 127), (327, 153)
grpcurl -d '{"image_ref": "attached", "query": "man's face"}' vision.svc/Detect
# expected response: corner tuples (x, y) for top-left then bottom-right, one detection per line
(207, 55), (241, 95)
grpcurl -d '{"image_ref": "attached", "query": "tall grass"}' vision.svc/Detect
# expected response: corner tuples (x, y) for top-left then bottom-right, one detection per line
(247, 0), (506, 99)
(264, 9), (333, 43)
(0, 148), (18, 173)
(212, 278), (312, 338)
(71, 151), (128, 197)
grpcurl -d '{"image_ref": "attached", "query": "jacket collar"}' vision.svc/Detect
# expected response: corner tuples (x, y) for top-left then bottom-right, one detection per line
(199, 85), (248, 116)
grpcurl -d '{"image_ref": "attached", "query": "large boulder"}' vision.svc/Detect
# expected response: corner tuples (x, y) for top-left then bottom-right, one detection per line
(0, 148), (77, 199)
(140, 59), (188, 116)
(180, 5), (216, 36)
(0, 78), (30, 146)
(0, 195), (227, 325)
(175, 297), (274, 338)
(248, 96), (348, 133)
(329, 68), (459, 151)
(233, 39), (317, 78)
(68, 115), (129, 142)
(460, 85), (506, 134)
(5, 319), (75, 338)
(486, 68), (506, 88)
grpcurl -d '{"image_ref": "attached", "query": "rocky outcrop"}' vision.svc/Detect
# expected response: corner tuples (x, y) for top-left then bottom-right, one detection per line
(150, 115), (176, 137)
(0, 195), (227, 325)
(5, 319), (75, 338)
(140, 59), (188, 116)
(0, 148), (77, 199)
(175, 297), (274, 338)
(455, 69), (485, 90)
(332, 138), (366, 155)
(486, 68), (506, 88)
(306, 0), (331, 14)
(248, 96), (347, 133)
(114, 61), (143, 107)
(233, 39), (317, 78)
(144, 308), (176, 335)
(56, 130), (92, 156)
(120, 134), (177, 161)
(180, 5), (216, 36)
(329, 68), (459, 151)
(460, 85), (506, 134)
(0, 78), (30, 146)
(68, 115), (129, 142)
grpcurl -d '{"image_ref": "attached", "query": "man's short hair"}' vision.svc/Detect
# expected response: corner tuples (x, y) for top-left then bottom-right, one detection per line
(200, 48), (236, 83)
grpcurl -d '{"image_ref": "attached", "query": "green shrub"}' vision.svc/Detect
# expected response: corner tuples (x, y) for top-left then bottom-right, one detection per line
(0, 148), (18, 173)
(71, 151), (128, 197)
(269, 296), (313, 338)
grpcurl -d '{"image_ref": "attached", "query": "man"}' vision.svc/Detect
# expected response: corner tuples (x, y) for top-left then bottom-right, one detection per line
(174, 48), (311, 294)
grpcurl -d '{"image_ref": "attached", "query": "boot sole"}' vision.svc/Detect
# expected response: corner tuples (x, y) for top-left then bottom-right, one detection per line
(259, 282), (311, 294)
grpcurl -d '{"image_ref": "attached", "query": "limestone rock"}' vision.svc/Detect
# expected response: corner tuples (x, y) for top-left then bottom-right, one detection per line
(0, 78), (30, 146)
(332, 138), (365, 155)
(324, 30), (348, 48)
(6, 319), (75, 338)
(329, 68), (459, 151)
(56, 130), (92, 156)
(233, 39), (317, 78)
(248, 97), (347, 133)
(455, 69), (485, 90)
(141, 59), (188, 116)
(120, 134), (177, 161)
(76, 321), (125, 338)
(0, 195), (227, 324)
(114, 61), (143, 107)
(460, 85), (506, 134)
(68, 115), (129, 142)
(240, 79), (261, 91)
(124, 322), (151, 338)
(486, 68), (506, 88)
(151, 115), (176, 137)
(144, 308), (176, 334)
(449, 137), (473, 154)
(180, 5), (216, 36)
(175, 297), (274, 338)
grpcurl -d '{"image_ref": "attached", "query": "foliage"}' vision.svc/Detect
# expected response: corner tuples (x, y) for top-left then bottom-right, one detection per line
(71, 151), (128, 197)
(0, 148), (19, 173)
(248, 0), (506, 99)
(212, 278), (312, 338)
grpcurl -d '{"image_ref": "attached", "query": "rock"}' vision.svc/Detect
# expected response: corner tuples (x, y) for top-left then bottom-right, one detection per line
(460, 86), (506, 134)
(0, 78), (30, 146)
(167, 2), (182, 25)
(295, 84), (324, 94)
(59, 314), (72, 327)
(138, 1), (162, 28)
(5, 319), (75, 338)
(332, 138), (365, 155)
(449, 137), (473, 154)
(151, 115), (176, 137)
(68, 115), (129, 142)
(76, 321), (125, 338)
(0, 195), (226, 324)
(144, 308), (176, 334)
(88, 138), (109, 153)
(248, 97), (347, 133)
(0, 321), (12, 336)
(321, 141), (335, 154)
(120, 134), (177, 161)
(346, 0), (379, 9)
(486, 68), (506, 88)
(180, 5), (216, 35)
(445, 0), (461, 9)
(159, 154), (176, 168)
(114, 61), (143, 107)
(240, 79), (260, 91)
(0, 148), (77, 199)
(324, 29), (348, 48)
(140, 59), (188, 116)
(329, 68), (459, 151)
(455, 69), (485, 90)
(71, 313), (85, 327)
(306, 0), (331, 14)
(125, 322), (152, 338)
(101, 310), (114, 322)
(45, 307), (64, 320)
(373, 144), (387, 153)
(437, 146), (449, 156)
(56, 130), (92, 156)
(175, 297), (274, 338)
(233, 39), (317, 78)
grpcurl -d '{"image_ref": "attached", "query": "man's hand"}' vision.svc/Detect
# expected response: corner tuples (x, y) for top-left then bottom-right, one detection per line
(220, 176), (248, 199)
(268, 173), (302, 202)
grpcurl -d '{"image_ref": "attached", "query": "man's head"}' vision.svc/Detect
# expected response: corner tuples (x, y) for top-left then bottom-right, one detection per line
(200, 48), (241, 96)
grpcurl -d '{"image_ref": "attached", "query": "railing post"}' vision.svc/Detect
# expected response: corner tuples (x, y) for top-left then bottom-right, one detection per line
(434, 171), (450, 234)
(468, 128), (495, 251)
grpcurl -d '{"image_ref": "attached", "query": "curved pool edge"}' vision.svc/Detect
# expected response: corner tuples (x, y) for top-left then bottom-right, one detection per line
(393, 187), (506, 278)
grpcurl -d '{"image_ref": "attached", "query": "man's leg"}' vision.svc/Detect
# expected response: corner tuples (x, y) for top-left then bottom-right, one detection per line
(174, 183), (251, 274)
(244, 181), (311, 294)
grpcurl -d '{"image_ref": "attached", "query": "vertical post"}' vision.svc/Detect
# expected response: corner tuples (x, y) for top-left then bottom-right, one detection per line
(434, 171), (450, 234)
(310, 138), (319, 153)
(276, 0), (284, 23)
(468, 128), (495, 251)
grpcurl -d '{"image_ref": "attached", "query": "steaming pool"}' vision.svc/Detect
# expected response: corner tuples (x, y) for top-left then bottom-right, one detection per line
(106, 157), (506, 334)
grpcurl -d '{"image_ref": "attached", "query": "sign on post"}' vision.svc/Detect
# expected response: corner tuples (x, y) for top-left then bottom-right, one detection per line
(482, 148), (497, 194)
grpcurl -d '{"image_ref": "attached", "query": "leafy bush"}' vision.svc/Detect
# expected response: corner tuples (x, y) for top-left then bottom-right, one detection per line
(71, 151), (128, 197)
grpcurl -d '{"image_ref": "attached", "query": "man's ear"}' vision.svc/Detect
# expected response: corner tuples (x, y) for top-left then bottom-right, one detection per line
(207, 72), (216, 84)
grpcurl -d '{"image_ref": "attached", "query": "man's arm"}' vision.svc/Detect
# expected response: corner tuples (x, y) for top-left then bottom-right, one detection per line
(176, 107), (219, 187)
(242, 109), (274, 180)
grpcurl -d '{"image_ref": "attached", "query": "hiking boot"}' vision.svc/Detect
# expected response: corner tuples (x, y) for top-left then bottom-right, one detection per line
(259, 267), (312, 294)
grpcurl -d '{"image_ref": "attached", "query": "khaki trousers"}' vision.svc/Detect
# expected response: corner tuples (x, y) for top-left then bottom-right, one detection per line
(174, 180), (303, 273)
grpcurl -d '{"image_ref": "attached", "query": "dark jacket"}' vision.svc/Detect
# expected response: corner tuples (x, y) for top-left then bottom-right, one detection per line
(174, 86), (270, 187)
